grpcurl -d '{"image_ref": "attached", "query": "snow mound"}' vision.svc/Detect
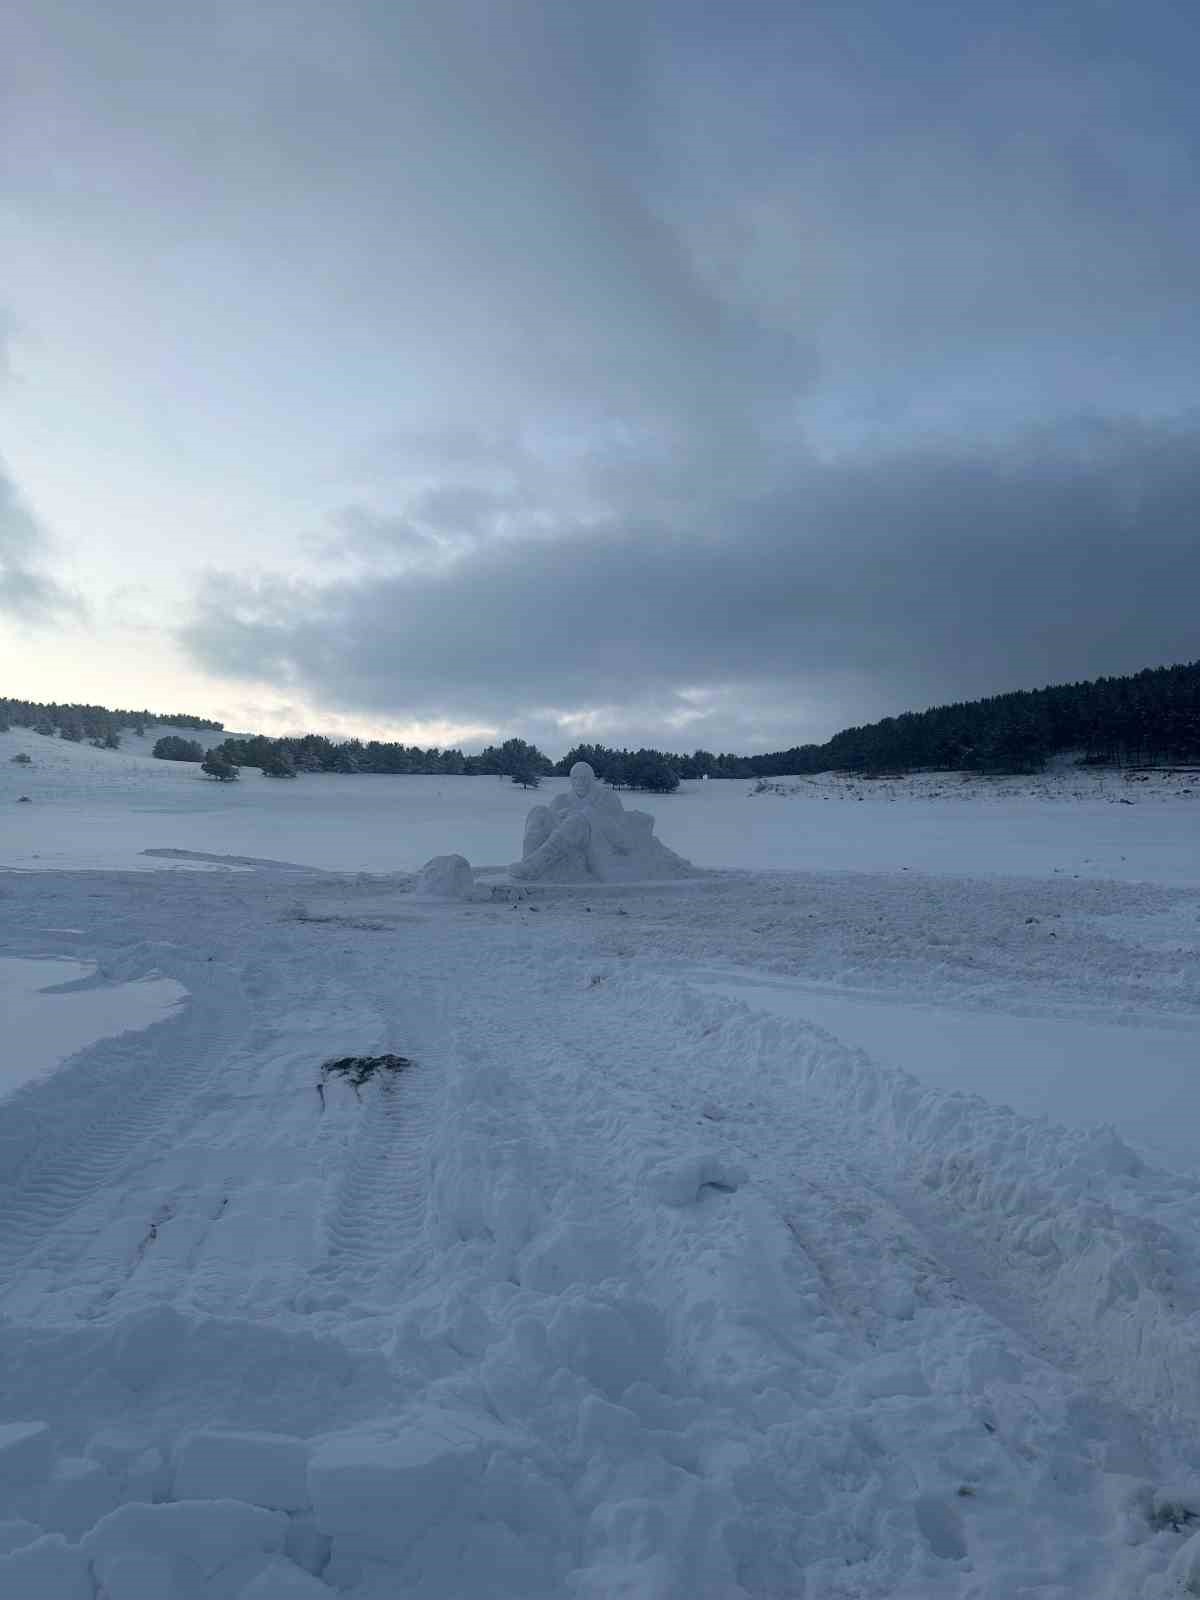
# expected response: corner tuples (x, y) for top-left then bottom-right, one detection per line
(414, 853), (476, 899)
(643, 971), (1200, 1423)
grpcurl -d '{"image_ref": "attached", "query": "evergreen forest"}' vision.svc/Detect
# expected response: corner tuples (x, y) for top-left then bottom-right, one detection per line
(6, 659), (1198, 782)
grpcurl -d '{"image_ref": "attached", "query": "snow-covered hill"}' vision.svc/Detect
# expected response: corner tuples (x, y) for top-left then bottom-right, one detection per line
(2, 740), (1200, 1596)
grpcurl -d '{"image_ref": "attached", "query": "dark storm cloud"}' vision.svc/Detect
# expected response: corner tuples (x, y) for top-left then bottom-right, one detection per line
(11, 0), (1197, 741)
(184, 417), (1200, 749)
(0, 465), (79, 624)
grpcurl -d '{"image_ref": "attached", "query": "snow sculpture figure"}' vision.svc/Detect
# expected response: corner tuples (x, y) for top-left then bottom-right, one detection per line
(509, 761), (692, 883)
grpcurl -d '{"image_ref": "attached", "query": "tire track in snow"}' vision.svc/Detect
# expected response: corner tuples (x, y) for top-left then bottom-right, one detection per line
(322, 1062), (442, 1270)
(0, 952), (248, 1282)
(318, 986), (447, 1280)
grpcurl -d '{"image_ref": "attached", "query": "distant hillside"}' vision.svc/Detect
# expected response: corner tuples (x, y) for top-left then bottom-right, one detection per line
(560, 661), (1200, 781)
(754, 659), (1200, 777)
(7, 658), (1198, 779)
(0, 696), (223, 748)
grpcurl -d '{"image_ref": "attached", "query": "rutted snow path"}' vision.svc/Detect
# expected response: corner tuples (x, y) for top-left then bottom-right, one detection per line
(2, 866), (1200, 1597)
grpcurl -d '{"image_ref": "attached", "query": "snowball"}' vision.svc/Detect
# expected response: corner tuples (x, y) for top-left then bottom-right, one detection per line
(41, 1454), (120, 1540)
(415, 854), (476, 899)
(238, 1556), (332, 1596)
(641, 1152), (748, 1207)
(0, 1532), (93, 1600)
(173, 1429), (311, 1512)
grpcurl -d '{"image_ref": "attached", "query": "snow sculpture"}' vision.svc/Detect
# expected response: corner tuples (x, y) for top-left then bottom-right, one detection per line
(510, 762), (692, 883)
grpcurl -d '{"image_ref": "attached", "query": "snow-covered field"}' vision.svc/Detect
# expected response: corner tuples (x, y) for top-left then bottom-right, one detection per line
(2, 729), (1200, 1597)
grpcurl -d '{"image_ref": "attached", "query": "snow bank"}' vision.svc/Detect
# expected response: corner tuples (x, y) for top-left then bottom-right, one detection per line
(640, 969), (1200, 1423)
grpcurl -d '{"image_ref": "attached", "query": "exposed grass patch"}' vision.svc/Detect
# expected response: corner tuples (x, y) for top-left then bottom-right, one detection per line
(1149, 1499), (1199, 1535)
(320, 1053), (414, 1093)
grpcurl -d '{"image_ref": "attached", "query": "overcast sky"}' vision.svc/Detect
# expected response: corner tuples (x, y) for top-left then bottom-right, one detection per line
(2, 0), (1197, 752)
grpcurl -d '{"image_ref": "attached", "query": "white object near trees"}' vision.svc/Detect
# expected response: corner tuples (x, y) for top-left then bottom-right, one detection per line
(509, 763), (692, 883)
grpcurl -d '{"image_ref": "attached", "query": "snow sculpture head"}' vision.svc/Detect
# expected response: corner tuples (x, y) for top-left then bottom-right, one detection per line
(569, 761), (596, 800)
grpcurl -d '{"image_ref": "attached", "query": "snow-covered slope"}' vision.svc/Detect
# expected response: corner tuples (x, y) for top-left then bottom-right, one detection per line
(2, 743), (1200, 1596)
(4, 726), (1199, 883)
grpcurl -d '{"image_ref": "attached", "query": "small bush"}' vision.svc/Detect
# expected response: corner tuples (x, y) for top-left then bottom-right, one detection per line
(154, 735), (204, 762)
(201, 751), (239, 781)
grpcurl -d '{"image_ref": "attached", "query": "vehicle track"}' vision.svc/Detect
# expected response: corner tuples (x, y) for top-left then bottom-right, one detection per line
(319, 985), (448, 1282)
(0, 950), (248, 1283)
(322, 1061), (442, 1274)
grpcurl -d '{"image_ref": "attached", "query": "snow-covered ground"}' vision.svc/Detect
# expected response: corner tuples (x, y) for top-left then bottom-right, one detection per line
(5, 725), (1198, 883)
(0, 959), (185, 1099)
(2, 730), (1200, 1597)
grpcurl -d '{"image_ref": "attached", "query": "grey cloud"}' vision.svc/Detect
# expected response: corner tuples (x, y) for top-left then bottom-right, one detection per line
(9, 0), (814, 470)
(182, 417), (1200, 751)
(11, 0), (1200, 744)
(12, 1), (1196, 455)
(656, 46), (1200, 417)
(0, 465), (79, 624)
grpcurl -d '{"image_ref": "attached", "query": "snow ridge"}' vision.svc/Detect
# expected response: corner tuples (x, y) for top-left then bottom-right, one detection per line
(642, 970), (1200, 1426)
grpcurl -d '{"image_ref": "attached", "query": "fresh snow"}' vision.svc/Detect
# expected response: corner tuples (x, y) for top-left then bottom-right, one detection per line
(1, 729), (1200, 1596)
(689, 970), (1200, 1176)
(4, 724), (1199, 883)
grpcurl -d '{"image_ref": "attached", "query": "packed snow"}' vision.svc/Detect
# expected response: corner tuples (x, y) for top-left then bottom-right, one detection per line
(2, 727), (1200, 1597)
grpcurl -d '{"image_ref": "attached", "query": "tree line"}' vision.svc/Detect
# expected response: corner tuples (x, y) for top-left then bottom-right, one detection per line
(0, 697), (222, 748)
(782, 660), (1200, 776)
(202, 733), (558, 780)
(11, 658), (1200, 781)
(195, 733), (686, 790)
